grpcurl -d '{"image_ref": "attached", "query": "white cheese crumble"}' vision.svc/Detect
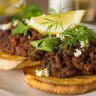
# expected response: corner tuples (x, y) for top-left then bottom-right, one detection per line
(42, 14), (46, 16)
(28, 36), (31, 39)
(80, 40), (89, 48)
(2, 23), (12, 30)
(74, 49), (82, 57)
(36, 69), (43, 77)
(44, 68), (49, 76)
(13, 20), (19, 27)
(25, 19), (32, 26)
(36, 68), (49, 77)
(56, 34), (65, 40)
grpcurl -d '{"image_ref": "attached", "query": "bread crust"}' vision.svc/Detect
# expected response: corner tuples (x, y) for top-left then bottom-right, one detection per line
(16, 60), (40, 68)
(0, 50), (40, 69)
(23, 66), (96, 95)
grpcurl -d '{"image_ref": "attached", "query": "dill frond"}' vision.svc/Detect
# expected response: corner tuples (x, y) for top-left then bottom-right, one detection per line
(59, 24), (96, 51)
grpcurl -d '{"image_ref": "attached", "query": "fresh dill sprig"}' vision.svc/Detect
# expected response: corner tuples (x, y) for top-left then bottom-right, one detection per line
(42, 16), (61, 33)
(42, 13), (63, 34)
(59, 24), (96, 51)
(42, 4), (69, 33)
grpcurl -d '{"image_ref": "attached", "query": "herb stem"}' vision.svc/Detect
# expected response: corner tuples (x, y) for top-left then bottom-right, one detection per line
(29, 49), (37, 56)
(58, 15), (64, 31)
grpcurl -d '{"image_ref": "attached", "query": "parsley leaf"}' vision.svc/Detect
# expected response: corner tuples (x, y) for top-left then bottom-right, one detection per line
(12, 21), (29, 36)
(30, 37), (60, 52)
(12, 4), (43, 20)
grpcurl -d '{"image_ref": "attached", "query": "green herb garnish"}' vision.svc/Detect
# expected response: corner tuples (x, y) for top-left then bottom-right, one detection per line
(47, 59), (52, 67)
(30, 37), (60, 52)
(12, 21), (29, 36)
(60, 24), (96, 51)
(42, 4), (65, 33)
(12, 4), (43, 20)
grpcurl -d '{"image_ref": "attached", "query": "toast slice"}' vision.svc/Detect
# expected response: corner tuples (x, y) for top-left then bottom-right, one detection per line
(23, 66), (96, 95)
(0, 50), (40, 70)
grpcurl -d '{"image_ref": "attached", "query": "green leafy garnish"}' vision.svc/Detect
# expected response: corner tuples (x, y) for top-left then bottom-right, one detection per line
(12, 21), (29, 36)
(30, 37), (60, 52)
(60, 24), (96, 51)
(47, 59), (52, 68)
(12, 4), (43, 20)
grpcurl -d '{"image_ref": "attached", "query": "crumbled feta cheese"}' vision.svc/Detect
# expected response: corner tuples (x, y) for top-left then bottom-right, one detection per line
(36, 68), (49, 77)
(25, 19), (32, 26)
(43, 68), (49, 76)
(42, 14), (46, 16)
(80, 40), (89, 48)
(13, 20), (19, 26)
(2, 23), (12, 30)
(56, 34), (60, 38)
(74, 49), (82, 57)
(28, 36), (31, 39)
(56, 34), (65, 40)
(36, 69), (43, 77)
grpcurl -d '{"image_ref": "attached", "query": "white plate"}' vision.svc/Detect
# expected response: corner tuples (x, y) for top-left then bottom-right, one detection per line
(0, 24), (96, 96)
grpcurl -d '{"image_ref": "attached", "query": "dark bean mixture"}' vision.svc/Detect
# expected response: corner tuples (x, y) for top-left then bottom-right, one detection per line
(42, 44), (96, 78)
(1, 19), (96, 78)
(0, 26), (46, 61)
(0, 19), (47, 62)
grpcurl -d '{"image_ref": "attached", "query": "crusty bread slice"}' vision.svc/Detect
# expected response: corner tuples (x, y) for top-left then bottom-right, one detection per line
(0, 50), (25, 70)
(23, 66), (96, 95)
(0, 58), (24, 70)
(0, 50), (40, 70)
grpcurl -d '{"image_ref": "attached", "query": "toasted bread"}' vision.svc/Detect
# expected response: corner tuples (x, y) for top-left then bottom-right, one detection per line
(0, 50), (40, 70)
(23, 66), (96, 95)
(16, 60), (40, 69)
